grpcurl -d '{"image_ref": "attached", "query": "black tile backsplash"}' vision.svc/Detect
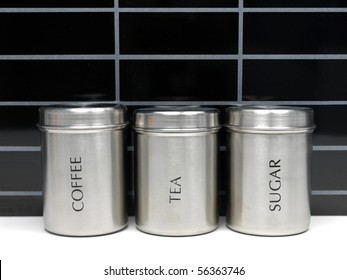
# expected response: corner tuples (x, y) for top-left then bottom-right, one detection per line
(311, 196), (347, 215)
(243, 60), (347, 101)
(0, 13), (114, 55)
(244, 13), (347, 54)
(120, 60), (237, 101)
(0, 1), (347, 216)
(312, 106), (347, 146)
(0, 60), (115, 101)
(0, 128), (39, 147)
(0, 196), (42, 216)
(120, 13), (238, 54)
(0, 153), (41, 191)
(312, 152), (347, 190)
(0, 107), (39, 146)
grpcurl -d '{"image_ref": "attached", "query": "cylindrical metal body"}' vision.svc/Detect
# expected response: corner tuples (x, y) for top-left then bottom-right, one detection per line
(225, 106), (315, 236)
(134, 107), (220, 236)
(39, 105), (128, 236)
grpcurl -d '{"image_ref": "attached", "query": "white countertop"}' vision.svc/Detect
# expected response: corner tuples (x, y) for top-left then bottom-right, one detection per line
(0, 216), (346, 280)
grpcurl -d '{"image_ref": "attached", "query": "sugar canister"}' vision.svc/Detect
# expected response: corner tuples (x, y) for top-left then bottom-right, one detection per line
(39, 105), (128, 236)
(225, 106), (315, 236)
(134, 107), (220, 236)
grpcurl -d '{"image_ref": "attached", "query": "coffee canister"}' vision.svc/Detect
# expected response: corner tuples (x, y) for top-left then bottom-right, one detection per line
(134, 107), (220, 236)
(39, 105), (128, 236)
(225, 106), (315, 236)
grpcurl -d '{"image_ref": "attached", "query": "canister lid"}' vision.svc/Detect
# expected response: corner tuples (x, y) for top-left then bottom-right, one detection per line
(39, 105), (128, 129)
(225, 106), (315, 132)
(134, 107), (220, 132)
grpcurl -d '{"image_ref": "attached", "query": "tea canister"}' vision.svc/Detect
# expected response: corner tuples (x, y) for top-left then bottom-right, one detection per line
(134, 107), (220, 236)
(225, 106), (315, 236)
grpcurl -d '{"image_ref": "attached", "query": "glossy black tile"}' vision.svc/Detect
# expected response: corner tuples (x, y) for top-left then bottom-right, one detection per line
(0, 107), (40, 146)
(0, 196), (42, 216)
(311, 195), (347, 215)
(119, 0), (237, 7)
(0, 1), (113, 7)
(312, 106), (347, 146)
(0, 60), (115, 101)
(0, 13), (114, 55)
(244, 13), (347, 54)
(243, 60), (347, 101)
(0, 153), (41, 191)
(120, 13), (238, 54)
(245, 0), (347, 8)
(120, 60), (237, 101)
(312, 152), (347, 190)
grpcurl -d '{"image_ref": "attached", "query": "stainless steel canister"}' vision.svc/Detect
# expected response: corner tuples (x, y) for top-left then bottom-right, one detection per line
(39, 105), (128, 236)
(134, 107), (220, 236)
(225, 106), (315, 236)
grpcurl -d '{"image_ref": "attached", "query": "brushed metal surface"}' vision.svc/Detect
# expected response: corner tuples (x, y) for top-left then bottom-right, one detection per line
(225, 106), (314, 132)
(40, 106), (127, 236)
(225, 106), (315, 236)
(134, 107), (220, 236)
(39, 105), (128, 129)
(134, 107), (220, 131)
(135, 132), (218, 236)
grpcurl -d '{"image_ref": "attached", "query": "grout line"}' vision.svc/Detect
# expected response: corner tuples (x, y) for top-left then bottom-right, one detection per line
(0, 191), (42, 196)
(119, 7), (347, 13)
(237, 0), (244, 102)
(120, 54), (238, 60)
(0, 55), (116, 60)
(0, 146), (41, 152)
(243, 7), (347, 13)
(243, 54), (347, 60)
(312, 190), (347, 196)
(2, 54), (347, 61)
(114, 1), (120, 102)
(0, 8), (115, 13)
(0, 7), (347, 14)
(313, 146), (347, 151)
(119, 8), (239, 13)
(239, 100), (347, 105)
